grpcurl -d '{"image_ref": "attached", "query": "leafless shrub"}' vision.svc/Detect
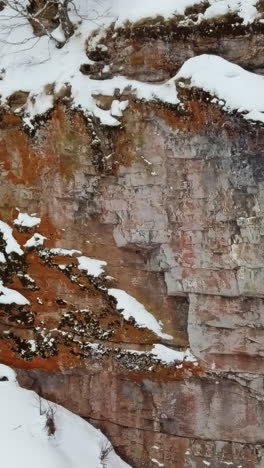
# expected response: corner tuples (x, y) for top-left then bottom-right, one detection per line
(100, 440), (113, 468)
(44, 403), (56, 436)
(0, 0), (112, 50)
(37, 394), (57, 436)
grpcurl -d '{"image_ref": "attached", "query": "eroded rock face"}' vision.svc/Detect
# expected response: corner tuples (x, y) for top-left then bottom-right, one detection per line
(16, 365), (264, 468)
(87, 18), (264, 81)
(1, 15), (264, 468)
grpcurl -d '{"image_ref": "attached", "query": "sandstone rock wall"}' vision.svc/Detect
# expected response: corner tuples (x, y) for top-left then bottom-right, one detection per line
(1, 13), (264, 468)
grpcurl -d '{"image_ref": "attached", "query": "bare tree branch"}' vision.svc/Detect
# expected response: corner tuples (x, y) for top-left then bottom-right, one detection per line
(0, 0), (112, 53)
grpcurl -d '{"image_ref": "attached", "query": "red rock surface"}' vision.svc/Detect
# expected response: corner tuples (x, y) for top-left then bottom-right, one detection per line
(1, 14), (264, 468)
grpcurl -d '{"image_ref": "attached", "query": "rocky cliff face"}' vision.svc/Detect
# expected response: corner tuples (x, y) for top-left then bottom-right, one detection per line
(1, 4), (264, 468)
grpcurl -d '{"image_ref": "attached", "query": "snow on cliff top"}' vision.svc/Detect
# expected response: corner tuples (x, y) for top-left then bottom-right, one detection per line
(0, 363), (131, 468)
(113, 0), (198, 24)
(174, 54), (264, 123)
(0, 0), (178, 127)
(113, 0), (259, 26)
(0, 0), (262, 127)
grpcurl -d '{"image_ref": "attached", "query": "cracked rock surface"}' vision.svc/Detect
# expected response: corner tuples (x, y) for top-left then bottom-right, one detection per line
(1, 9), (264, 468)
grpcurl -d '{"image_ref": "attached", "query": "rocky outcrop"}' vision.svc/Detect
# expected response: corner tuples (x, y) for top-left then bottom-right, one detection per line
(87, 14), (264, 81)
(1, 9), (264, 468)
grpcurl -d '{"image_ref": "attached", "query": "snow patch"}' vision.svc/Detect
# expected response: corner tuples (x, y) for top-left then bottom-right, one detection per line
(111, 99), (129, 117)
(151, 458), (164, 467)
(0, 281), (30, 305)
(24, 233), (47, 248)
(0, 252), (6, 263)
(113, 0), (259, 26)
(174, 54), (264, 124)
(0, 364), (17, 383)
(151, 344), (197, 364)
(14, 213), (41, 228)
(204, 0), (258, 25)
(48, 248), (81, 256)
(77, 256), (107, 277)
(0, 221), (23, 255)
(113, 0), (202, 25)
(108, 288), (172, 339)
(119, 344), (197, 365)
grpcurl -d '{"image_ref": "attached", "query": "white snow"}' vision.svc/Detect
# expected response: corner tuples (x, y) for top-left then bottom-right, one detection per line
(111, 99), (129, 117)
(0, 281), (29, 305)
(24, 233), (47, 248)
(151, 458), (164, 467)
(0, 0), (181, 127)
(77, 256), (176, 338)
(0, 364), (17, 382)
(113, 0), (259, 26)
(108, 288), (172, 339)
(23, 273), (35, 283)
(113, 0), (195, 25)
(14, 213), (41, 228)
(0, 0), (261, 127)
(0, 364), (132, 468)
(0, 0), (114, 126)
(0, 252), (6, 263)
(48, 248), (81, 256)
(204, 0), (258, 25)
(150, 344), (197, 364)
(92, 76), (179, 105)
(78, 256), (107, 277)
(120, 344), (197, 364)
(0, 220), (23, 255)
(174, 54), (264, 124)
(27, 339), (37, 352)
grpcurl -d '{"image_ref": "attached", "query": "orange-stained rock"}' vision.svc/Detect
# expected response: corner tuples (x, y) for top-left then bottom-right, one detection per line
(2, 20), (264, 466)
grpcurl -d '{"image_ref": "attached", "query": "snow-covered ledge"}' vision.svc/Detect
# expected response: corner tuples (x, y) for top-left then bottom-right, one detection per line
(173, 54), (264, 124)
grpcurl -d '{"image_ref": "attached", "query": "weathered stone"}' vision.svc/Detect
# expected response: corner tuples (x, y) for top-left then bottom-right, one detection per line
(189, 294), (264, 372)
(16, 366), (264, 467)
(2, 15), (264, 467)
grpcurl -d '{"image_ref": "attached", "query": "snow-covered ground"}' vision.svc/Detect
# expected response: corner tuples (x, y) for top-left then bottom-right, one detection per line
(0, 364), (131, 468)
